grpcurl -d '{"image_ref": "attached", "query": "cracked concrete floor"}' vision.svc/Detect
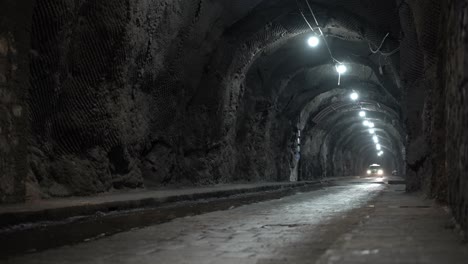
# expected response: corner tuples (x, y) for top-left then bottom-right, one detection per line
(5, 179), (468, 263)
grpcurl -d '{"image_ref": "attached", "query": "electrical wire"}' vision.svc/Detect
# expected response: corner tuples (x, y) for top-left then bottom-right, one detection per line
(304, 0), (320, 27)
(296, 0), (342, 64)
(369, 32), (390, 54)
(295, 0), (316, 33)
(299, 10), (316, 32)
(380, 46), (400, 56)
(305, 0), (341, 64)
(368, 32), (400, 57)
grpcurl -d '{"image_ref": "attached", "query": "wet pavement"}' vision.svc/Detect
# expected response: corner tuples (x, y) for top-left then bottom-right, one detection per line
(4, 178), (468, 263)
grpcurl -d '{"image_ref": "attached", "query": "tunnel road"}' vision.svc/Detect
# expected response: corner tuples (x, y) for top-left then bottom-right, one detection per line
(5, 178), (468, 264)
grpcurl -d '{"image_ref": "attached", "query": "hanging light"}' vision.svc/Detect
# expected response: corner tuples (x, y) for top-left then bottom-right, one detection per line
(373, 135), (379, 143)
(336, 64), (347, 86)
(376, 144), (381, 150)
(368, 122), (375, 128)
(336, 64), (347, 74)
(350, 92), (359, 101)
(307, 36), (320, 47)
(369, 128), (375, 134)
(359, 111), (366, 117)
(363, 120), (370, 126)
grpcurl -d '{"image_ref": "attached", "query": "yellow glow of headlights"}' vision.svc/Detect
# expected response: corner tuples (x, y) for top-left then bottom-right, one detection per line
(367, 170), (371, 175)
(378, 170), (384, 175)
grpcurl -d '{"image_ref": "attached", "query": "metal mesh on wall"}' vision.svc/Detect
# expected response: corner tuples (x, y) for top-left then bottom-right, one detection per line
(30, 0), (126, 154)
(399, 0), (443, 193)
(400, 0), (441, 87)
(28, 0), (210, 194)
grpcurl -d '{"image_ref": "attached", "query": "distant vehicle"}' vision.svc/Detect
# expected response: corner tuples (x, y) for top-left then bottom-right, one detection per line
(367, 164), (384, 176)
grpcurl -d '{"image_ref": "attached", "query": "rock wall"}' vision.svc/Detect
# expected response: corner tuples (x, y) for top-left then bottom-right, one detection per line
(6, 0), (272, 199)
(442, 0), (468, 235)
(29, 0), (144, 197)
(0, 0), (34, 203)
(402, 0), (468, 234)
(399, 0), (438, 192)
(300, 128), (328, 180)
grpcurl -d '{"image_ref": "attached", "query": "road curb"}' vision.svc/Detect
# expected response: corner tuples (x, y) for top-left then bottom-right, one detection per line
(0, 181), (323, 228)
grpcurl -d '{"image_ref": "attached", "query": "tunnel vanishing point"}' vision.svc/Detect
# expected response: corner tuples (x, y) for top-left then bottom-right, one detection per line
(1, 0), (468, 263)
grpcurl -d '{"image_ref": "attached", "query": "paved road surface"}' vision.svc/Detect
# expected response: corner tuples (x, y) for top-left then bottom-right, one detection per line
(5, 178), (468, 263)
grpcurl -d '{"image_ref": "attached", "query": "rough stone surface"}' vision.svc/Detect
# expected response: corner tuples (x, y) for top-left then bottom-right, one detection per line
(399, 0), (468, 235)
(0, 0), (34, 203)
(442, 0), (468, 237)
(0, 0), (408, 203)
(5, 180), (468, 264)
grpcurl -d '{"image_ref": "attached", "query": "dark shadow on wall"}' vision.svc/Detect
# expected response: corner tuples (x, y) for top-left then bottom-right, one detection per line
(0, 0), (35, 203)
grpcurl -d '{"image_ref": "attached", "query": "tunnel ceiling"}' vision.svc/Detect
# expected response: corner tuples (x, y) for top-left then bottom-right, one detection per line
(233, 0), (405, 175)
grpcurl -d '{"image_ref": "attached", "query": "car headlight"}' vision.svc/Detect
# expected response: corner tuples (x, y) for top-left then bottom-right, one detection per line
(367, 170), (371, 175)
(378, 169), (384, 175)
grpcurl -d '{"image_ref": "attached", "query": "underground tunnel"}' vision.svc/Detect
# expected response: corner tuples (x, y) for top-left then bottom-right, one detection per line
(1, 0), (468, 263)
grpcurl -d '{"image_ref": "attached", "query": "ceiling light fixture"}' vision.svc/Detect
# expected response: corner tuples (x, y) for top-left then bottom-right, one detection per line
(307, 36), (320, 47)
(297, 0), (345, 86)
(336, 64), (347, 74)
(350, 91), (359, 101)
(359, 111), (366, 117)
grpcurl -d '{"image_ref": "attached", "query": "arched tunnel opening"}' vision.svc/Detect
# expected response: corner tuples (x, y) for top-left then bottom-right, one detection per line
(1, 0), (468, 263)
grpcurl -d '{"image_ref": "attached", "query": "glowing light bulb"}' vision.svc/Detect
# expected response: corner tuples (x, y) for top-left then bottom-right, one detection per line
(307, 36), (320, 47)
(368, 122), (375, 128)
(350, 92), (359, 101)
(359, 111), (366, 117)
(373, 135), (379, 143)
(363, 120), (369, 126)
(369, 128), (375, 134)
(376, 144), (381, 150)
(336, 64), (347, 74)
